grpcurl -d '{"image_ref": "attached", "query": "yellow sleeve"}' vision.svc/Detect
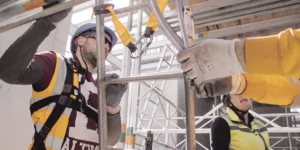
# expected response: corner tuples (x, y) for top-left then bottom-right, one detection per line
(245, 28), (300, 78)
(241, 74), (300, 106)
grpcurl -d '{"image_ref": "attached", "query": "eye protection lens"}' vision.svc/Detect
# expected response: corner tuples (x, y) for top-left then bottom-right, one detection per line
(81, 31), (112, 52)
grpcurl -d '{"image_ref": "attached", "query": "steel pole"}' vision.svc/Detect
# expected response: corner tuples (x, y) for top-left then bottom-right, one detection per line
(175, 0), (197, 149)
(95, 0), (107, 149)
(105, 70), (184, 84)
(0, 0), (89, 33)
(118, 0), (134, 148)
(125, 8), (143, 149)
(134, 128), (300, 134)
(0, 0), (150, 33)
(285, 108), (293, 150)
(149, 0), (184, 51)
(175, 0), (189, 47)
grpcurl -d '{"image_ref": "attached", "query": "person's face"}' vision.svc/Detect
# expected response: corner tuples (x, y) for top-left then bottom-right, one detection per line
(77, 32), (112, 68)
(230, 95), (252, 111)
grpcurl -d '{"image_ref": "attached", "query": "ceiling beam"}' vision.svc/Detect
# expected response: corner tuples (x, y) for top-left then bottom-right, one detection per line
(194, 0), (299, 27)
(195, 14), (300, 40)
(194, 4), (300, 29)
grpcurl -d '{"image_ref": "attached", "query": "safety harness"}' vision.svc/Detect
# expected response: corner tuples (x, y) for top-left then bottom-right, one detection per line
(30, 58), (98, 150)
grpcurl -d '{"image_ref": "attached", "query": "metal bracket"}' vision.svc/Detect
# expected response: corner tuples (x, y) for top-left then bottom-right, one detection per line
(94, 3), (115, 15)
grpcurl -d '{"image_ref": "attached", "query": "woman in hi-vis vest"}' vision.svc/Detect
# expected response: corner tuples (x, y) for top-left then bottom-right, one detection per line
(211, 94), (270, 150)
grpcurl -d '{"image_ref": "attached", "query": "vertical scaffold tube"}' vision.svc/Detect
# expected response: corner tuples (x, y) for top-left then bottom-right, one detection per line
(119, 0), (134, 148)
(176, 0), (196, 149)
(95, 0), (107, 149)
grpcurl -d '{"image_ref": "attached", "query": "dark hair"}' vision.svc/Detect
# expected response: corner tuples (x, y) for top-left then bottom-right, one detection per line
(222, 94), (231, 107)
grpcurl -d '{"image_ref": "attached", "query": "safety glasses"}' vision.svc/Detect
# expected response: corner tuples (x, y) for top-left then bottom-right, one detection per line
(81, 31), (112, 52)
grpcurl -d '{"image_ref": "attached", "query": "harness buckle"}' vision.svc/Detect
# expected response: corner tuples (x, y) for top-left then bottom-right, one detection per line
(63, 84), (73, 93)
(58, 95), (73, 107)
(80, 98), (87, 113)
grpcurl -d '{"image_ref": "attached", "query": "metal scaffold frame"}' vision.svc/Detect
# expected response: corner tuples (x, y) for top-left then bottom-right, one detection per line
(1, 0), (300, 150)
(134, 103), (300, 150)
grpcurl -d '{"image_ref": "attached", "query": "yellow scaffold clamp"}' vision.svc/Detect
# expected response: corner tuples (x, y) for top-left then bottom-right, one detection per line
(93, 0), (168, 59)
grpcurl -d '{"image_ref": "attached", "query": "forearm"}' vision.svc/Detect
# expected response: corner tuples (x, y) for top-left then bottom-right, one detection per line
(107, 112), (121, 146)
(235, 28), (300, 77)
(241, 74), (300, 106)
(0, 19), (55, 84)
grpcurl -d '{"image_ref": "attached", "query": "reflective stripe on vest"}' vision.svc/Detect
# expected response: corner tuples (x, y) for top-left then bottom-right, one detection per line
(29, 52), (79, 150)
(222, 109), (270, 150)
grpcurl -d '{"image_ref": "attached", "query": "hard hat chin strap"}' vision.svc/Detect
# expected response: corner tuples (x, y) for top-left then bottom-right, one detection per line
(79, 46), (89, 73)
(228, 101), (249, 115)
(223, 94), (249, 115)
(71, 46), (88, 85)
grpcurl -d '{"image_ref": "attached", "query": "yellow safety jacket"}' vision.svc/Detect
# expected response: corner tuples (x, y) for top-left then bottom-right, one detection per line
(240, 28), (300, 106)
(222, 109), (270, 150)
(28, 52), (98, 150)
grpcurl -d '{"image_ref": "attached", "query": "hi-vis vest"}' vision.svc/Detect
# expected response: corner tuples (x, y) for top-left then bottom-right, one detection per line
(222, 109), (270, 150)
(28, 52), (98, 150)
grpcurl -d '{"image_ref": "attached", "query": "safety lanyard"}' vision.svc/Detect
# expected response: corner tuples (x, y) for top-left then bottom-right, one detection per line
(94, 0), (168, 58)
(105, 6), (137, 54)
(144, 0), (168, 37)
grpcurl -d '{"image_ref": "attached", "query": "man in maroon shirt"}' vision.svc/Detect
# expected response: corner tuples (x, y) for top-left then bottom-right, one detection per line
(0, 6), (126, 150)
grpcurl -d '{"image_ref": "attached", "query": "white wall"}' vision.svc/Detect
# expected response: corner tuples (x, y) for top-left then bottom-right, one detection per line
(0, 11), (71, 150)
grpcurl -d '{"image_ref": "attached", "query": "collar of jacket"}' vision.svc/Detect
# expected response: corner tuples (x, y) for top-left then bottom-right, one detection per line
(227, 108), (254, 126)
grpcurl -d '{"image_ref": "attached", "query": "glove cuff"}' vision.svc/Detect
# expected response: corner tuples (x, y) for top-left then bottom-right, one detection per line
(107, 105), (121, 115)
(230, 73), (246, 95)
(231, 39), (246, 74)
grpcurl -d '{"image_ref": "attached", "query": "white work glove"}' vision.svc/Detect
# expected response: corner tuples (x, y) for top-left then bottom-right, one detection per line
(105, 73), (128, 108)
(177, 39), (245, 93)
(192, 74), (246, 98)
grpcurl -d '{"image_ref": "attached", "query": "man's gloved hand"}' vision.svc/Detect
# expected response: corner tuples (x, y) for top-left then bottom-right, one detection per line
(105, 73), (128, 108)
(177, 39), (245, 90)
(191, 74), (246, 98)
(186, 77), (209, 98)
(43, 1), (72, 25)
(195, 76), (232, 98)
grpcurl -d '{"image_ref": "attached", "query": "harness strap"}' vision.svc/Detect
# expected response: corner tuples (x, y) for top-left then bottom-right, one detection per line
(145, 0), (168, 37)
(30, 94), (98, 122)
(31, 58), (73, 150)
(31, 57), (98, 150)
